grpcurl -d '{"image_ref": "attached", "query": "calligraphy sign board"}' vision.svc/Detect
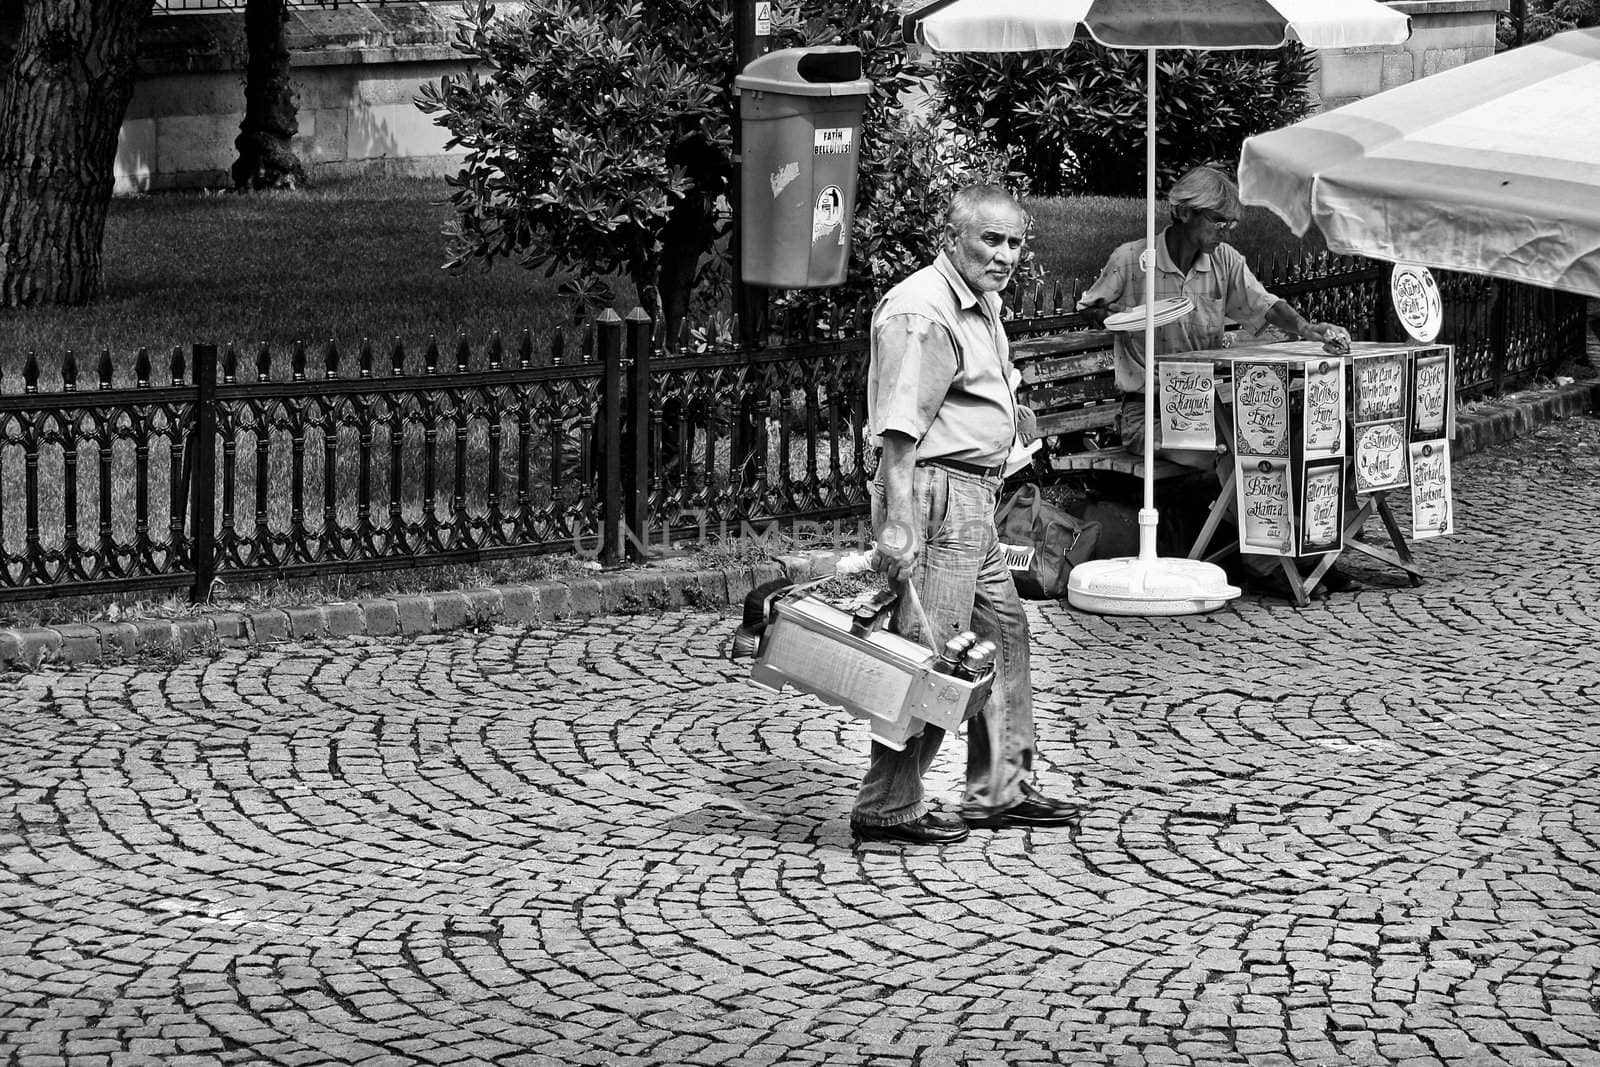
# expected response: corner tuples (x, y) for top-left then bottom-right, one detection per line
(1301, 357), (1345, 460)
(1230, 359), (1292, 458)
(1406, 345), (1454, 539)
(1351, 348), (1408, 424)
(1352, 419), (1409, 493)
(1408, 440), (1454, 539)
(1157, 360), (1216, 451)
(1350, 349), (1410, 494)
(1299, 457), (1345, 556)
(1408, 345), (1454, 443)
(1292, 356), (1347, 556)
(1229, 357), (1294, 557)
(1236, 457), (1296, 557)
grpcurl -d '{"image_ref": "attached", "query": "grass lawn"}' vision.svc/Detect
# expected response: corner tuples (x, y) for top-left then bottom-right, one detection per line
(1023, 193), (1326, 293)
(0, 175), (615, 369)
(0, 175), (1323, 371)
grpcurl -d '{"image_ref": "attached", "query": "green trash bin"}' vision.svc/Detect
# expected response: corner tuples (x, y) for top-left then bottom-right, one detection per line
(736, 46), (872, 289)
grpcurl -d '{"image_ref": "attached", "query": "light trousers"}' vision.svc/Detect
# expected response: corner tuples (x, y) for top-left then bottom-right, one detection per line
(851, 464), (1036, 826)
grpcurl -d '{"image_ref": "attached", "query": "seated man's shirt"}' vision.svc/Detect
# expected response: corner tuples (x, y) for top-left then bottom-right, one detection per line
(1078, 229), (1278, 393)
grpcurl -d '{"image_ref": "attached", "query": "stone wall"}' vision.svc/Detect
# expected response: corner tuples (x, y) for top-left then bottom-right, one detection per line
(116, 3), (474, 193)
(1314, 0), (1510, 111)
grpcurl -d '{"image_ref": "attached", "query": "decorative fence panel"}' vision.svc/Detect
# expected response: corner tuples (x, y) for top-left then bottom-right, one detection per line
(0, 329), (614, 603)
(1256, 253), (1389, 338)
(1430, 271), (1591, 396)
(634, 336), (875, 550)
(0, 255), (1586, 603)
(0, 350), (197, 600)
(201, 341), (605, 584)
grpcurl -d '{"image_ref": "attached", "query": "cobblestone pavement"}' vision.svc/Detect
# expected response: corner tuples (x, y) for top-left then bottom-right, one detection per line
(4, 415), (1600, 1067)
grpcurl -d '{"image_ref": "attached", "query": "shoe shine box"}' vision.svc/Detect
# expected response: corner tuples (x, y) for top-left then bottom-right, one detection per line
(749, 590), (992, 749)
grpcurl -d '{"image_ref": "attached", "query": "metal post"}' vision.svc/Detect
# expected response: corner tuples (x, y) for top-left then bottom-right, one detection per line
(624, 307), (654, 561)
(1489, 279), (1509, 395)
(189, 344), (218, 603)
(598, 309), (624, 568)
(732, 0), (772, 348)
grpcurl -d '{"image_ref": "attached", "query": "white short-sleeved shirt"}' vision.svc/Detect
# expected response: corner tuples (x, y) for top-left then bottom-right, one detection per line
(1078, 229), (1279, 393)
(867, 252), (1020, 466)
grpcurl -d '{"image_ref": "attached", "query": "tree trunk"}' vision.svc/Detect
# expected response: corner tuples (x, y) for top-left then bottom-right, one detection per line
(0, 0), (153, 308)
(232, 0), (306, 191)
(657, 193), (713, 350)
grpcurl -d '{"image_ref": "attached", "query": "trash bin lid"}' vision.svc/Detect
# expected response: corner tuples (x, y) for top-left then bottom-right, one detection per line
(735, 45), (873, 97)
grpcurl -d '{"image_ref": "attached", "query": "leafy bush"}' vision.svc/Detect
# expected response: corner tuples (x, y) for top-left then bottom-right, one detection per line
(933, 42), (1315, 197)
(419, 1), (1014, 344)
(836, 107), (1017, 305)
(418, 0), (730, 336)
(1498, 0), (1598, 45)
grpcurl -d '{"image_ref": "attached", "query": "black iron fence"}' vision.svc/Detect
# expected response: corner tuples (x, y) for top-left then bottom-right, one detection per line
(0, 255), (1586, 603)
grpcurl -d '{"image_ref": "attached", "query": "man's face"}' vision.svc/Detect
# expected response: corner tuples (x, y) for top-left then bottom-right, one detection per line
(1175, 204), (1239, 255)
(945, 205), (1028, 294)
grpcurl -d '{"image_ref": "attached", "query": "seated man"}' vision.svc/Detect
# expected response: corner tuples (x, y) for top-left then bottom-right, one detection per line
(1077, 165), (1359, 596)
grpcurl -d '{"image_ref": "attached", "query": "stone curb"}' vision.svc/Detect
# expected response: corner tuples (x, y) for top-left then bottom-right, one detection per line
(3, 379), (1594, 672)
(1451, 377), (1600, 456)
(0, 561), (812, 672)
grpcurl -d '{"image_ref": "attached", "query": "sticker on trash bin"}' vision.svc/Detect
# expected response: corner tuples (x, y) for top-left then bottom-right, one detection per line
(814, 128), (853, 155)
(1391, 263), (1442, 343)
(769, 161), (799, 198)
(813, 185), (845, 243)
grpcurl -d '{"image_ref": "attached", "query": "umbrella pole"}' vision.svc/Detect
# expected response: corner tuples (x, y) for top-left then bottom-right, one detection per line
(1140, 46), (1159, 560)
(1064, 47), (1240, 617)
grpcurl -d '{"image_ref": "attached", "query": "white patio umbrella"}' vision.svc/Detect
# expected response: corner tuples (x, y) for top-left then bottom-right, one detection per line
(1239, 26), (1600, 300)
(903, 0), (1413, 616)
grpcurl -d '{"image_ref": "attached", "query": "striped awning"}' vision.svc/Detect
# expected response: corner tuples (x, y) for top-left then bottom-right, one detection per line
(1240, 27), (1600, 299)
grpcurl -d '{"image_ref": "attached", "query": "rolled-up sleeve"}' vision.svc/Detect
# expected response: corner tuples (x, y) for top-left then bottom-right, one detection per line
(1078, 256), (1129, 309)
(868, 314), (958, 443)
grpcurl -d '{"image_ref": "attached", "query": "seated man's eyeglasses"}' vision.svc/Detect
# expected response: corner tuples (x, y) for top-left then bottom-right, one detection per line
(1200, 209), (1239, 231)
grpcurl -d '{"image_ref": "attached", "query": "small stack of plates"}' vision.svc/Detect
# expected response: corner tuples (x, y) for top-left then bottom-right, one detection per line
(1103, 296), (1195, 333)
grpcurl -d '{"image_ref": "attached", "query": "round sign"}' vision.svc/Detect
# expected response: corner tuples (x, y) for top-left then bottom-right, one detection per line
(1390, 263), (1442, 343)
(811, 185), (844, 242)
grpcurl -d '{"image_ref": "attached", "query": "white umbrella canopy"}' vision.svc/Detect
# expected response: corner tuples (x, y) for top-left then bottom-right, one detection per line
(1239, 27), (1600, 300)
(902, 0), (1413, 614)
(906, 0), (1412, 52)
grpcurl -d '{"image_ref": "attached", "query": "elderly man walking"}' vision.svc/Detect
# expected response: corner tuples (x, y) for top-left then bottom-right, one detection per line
(853, 184), (1083, 846)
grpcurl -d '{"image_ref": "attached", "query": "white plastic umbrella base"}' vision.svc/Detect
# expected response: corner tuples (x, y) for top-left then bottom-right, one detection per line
(1067, 555), (1241, 616)
(1065, 509), (1241, 616)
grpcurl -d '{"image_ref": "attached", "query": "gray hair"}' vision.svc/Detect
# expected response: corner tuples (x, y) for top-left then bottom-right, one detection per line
(1168, 166), (1241, 220)
(944, 184), (1030, 236)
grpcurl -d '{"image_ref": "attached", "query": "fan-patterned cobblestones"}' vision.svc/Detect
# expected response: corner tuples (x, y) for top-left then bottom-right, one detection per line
(3, 414), (1600, 1067)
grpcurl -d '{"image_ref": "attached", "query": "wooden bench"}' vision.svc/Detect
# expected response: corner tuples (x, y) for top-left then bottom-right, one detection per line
(1010, 331), (1195, 484)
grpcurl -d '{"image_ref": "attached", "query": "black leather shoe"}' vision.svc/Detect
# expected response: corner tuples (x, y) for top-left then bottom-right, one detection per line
(966, 792), (1085, 830)
(850, 811), (969, 844)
